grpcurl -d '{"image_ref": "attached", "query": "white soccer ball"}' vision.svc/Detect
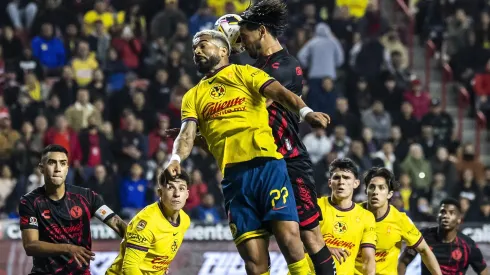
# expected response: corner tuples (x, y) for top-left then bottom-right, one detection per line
(214, 14), (245, 53)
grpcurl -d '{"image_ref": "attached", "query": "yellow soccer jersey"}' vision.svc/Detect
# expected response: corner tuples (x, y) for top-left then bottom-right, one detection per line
(106, 202), (190, 275)
(312, 197), (376, 275)
(181, 64), (283, 172)
(354, 204), (423, 275)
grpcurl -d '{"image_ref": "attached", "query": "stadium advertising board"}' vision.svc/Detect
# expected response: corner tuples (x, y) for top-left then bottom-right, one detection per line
(0, 220), (488, 275)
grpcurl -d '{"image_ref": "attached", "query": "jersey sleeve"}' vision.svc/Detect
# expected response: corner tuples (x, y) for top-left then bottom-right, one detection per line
(19, 198), (38, 230)
(88, 190), (116, 222)
(360, 212), (376, 249)
(469, 241), (487, 273)
(181, 88), (198, 124)
(400, 213), (423, 248)
(236, 65), (276, 96)
(125, 217), (154, 252)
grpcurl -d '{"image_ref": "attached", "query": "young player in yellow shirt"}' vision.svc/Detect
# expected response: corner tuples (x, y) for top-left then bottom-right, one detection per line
(165, 29), (331, 275)
(309, 158), (377, 275)
(105, 171), (191, 275)
(354, 167), (441, 275)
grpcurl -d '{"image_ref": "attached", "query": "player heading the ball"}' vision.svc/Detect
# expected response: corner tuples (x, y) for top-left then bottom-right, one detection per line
(165, 28), (330, 275)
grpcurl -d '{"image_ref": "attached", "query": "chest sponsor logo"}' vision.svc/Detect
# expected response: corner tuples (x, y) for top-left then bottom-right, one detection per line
(46, 222), (84, 241)
(151, 256), (171, 271)
(333, 221), (347, 234)
(127, 232), (147, 243)
(209, 84), (226, 99)
(323, 233), (355, 249)
(202, 97), (246, 119)
(70, 206), (83, 219)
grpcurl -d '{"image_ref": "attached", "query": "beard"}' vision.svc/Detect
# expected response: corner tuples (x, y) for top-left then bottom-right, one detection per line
(195, 54), (221, 74)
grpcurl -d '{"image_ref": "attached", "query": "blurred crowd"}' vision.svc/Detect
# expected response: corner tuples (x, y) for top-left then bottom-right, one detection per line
(0, 0), (489, 225)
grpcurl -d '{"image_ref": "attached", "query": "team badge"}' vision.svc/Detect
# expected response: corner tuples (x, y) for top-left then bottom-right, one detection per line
(451, 248), (463, 261)
(210, 84), (226, 99)
(136, 220), (147, 231)
(29, 217), (38, 226)
(333, 221), (347, 234)
(70, 206), (83, 219)
(229, 223), (238, 238)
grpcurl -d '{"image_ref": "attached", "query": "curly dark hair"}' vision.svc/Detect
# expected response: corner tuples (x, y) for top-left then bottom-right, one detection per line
(240, 0), (289, 37)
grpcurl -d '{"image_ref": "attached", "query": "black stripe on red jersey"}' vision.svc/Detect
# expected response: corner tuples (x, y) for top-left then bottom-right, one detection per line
(417, 226), (487, 275)
(254, 49), (310, 162)
(19, 185), (108, 275)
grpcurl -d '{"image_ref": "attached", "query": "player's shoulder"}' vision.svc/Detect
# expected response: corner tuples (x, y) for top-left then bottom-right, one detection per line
(179, 210), (191, 229)
(65, 184), (95, 199)
(419, 226), (438, 238)
(20, 187), (44, 204)
(130, 202), (160, 229)
(354, 203), (375, 220)
(458, 231), (479, 247)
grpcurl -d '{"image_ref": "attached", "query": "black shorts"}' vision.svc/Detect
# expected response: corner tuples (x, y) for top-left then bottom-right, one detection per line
(286, 158), (322, 230)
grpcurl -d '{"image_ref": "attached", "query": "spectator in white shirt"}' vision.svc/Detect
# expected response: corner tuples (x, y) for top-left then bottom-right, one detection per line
(302, 128), (332, 164)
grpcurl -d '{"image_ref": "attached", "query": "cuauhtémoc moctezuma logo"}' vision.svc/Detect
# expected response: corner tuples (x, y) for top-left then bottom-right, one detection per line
(323, 233), (356, 250)
(202, 97), (246, 119)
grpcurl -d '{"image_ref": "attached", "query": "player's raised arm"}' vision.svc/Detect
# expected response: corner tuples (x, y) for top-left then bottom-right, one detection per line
(90, 190), (127, 238)
(414, 239), (442, 275)
(166, 120), (198, 176)
(261, 80), (330, 129)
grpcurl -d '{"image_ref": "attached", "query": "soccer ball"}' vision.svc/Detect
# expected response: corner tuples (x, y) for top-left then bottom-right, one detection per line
(214, 14), (245, 53)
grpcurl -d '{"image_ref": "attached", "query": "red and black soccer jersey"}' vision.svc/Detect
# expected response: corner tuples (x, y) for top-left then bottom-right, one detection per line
(19, 184), (115, 275)
(254, 49), (310, 163)
(406, 226), (487, 275)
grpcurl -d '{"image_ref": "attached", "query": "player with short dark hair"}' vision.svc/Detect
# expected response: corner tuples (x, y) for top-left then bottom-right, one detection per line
(398, 198), (488, 275)
(19, 144), (126, 275)
(356, 167), (441, 275)
(238, 1), (336, 273)
(308, 158), (376, 275)
(106, 170), (191, 274)
(166, 26), (330, 274)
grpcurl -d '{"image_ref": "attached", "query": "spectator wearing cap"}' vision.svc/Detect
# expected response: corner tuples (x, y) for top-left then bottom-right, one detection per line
(189, 2), (217, 36)
(83, 0), (115, 35)
(150, 0), (187, 40)
(362, 100), (392, 142)
(421, 98), (454, 144)
(31, 22), (66, 71)
(298, 23), (344, 85)
(0, 112), (21, 161)
(404, 79), (431, 120)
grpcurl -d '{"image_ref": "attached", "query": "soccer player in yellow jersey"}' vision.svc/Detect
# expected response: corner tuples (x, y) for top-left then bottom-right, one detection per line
(354, 167), (441, 275)
(106, 171), (191, 275)
(165, 29), (330, 275)
(313, 158), (376, 275)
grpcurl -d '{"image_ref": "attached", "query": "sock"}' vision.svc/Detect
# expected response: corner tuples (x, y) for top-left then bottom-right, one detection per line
(260, 271), (270, 275)
(309, 246), (336, 275)
(287, 257), (313, 275)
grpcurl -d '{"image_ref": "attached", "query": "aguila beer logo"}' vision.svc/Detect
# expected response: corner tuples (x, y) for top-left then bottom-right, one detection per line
(210, 84), (226, 99)
(334, 221), (348, 234)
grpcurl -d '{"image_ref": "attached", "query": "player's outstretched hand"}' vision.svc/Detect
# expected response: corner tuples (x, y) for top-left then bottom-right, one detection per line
(66, 244), (95, 267)
(165, 160), (181, 179)
(328, 247), (350, 264)
(305, 112), (330, 129)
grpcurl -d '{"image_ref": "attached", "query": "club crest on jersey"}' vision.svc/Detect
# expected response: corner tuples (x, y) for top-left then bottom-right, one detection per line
(137, 220), (147, 231)
(333, 221), (348, 234)
(29, 217), (38, 226)
(70, 206), (83, 219)
(451, 248), (463, 261)
(210, 84), (226, 99)
(171, 239), (178, 253)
